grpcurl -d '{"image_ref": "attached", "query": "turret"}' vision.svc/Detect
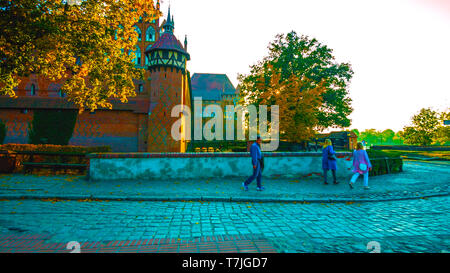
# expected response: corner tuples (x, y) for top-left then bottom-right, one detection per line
(144, 7), (190, 73)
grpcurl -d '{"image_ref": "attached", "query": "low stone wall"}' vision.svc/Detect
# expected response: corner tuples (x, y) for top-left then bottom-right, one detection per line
(88, 152), (354, 181)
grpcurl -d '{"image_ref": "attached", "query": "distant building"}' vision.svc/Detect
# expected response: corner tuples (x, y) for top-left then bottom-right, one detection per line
(316, 131), (358, 150)
(191, 73), (239, 117)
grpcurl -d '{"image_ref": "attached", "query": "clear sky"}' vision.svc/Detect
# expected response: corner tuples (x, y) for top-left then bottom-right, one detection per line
(163, 0), (450, 132)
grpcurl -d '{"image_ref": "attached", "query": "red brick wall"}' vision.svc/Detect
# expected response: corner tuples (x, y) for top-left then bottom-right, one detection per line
(0, 108), (143, 152)
(147, 67), (185, 152)
(0, 109), (32, 144)
(70, 110), (141, 152)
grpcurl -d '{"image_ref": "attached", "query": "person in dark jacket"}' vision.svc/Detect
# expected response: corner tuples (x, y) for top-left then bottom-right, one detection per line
(322, 139), (338, 185)
(242, 136), (264, 191)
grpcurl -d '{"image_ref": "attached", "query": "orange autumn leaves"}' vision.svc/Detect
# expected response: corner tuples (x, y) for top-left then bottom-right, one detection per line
(254, 66), (326, 143)
(0, 0), (161, 112)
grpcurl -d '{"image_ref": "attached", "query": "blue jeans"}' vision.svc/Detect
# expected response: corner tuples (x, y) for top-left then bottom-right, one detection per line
(244, 162), (262, 188)
(350, 172), (369, 187)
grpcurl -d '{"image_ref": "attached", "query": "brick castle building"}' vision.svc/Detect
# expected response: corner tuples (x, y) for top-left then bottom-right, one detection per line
(0, 4), (213, 153)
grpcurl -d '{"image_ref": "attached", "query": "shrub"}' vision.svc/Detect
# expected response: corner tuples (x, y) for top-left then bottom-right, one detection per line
(0, 144), (111, 154)
(28, 109), (78, 145)
(369, 157), (403, 176)
(0, 119), (6, 144)
(0, 144), (112, 173)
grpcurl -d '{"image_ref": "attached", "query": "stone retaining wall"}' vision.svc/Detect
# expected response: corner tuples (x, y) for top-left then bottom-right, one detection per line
(88, 152), (354, 181)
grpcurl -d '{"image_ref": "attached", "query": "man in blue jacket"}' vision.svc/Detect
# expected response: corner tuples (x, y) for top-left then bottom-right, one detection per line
(242, 136), (265, 191)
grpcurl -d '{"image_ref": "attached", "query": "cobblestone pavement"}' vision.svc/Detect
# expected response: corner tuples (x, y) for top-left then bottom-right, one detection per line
(0, 161), (449, 202)
(0, 196), (448, 253)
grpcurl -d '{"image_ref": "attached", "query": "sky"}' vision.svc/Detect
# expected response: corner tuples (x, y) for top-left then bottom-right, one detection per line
(162, 0), (450, 132)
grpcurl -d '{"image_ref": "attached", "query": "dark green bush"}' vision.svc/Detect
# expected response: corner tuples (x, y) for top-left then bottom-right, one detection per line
(0, 119), (6, 144)
(28, 109), (78, 145)
(369, 157), (403, 176)
(0, 144), (112, 170)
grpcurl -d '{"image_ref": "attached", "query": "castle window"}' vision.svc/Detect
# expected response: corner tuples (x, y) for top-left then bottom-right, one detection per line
(138, 84), (143, 93)
(146, 26), (155, 42)
(59, 89), (66, 98)
(21, 109), (28, 114)
(133, 45), (142, 66)
(145, 45), (153, 66)
(30, 84), (36, 96)
(135, 26), (142, 41)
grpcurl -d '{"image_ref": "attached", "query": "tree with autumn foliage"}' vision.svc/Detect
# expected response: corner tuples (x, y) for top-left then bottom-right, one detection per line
(0, 0), (161, 111)
(238, 31), (354, 142)
(252, 65), (326, 142)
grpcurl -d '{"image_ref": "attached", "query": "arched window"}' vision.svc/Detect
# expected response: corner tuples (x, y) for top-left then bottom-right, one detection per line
(133, 45), (142, 66)
(145, 45), (153, 66)
(30, 84), (36, 96)
(135, 25), (142, 41)
(146, 26), (155, 42)
(138, 84), (144, 93)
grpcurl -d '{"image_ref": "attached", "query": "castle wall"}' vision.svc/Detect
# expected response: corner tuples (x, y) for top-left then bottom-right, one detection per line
(0, 109), (32, 144)
(0, 108), (144, 152)
(70, 110), (141, 152)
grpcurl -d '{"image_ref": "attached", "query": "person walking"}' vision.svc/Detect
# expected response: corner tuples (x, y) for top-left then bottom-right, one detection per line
(242, 136), (264, 191)
(322, 139), (338, 185)
(349, 142), (372, 190)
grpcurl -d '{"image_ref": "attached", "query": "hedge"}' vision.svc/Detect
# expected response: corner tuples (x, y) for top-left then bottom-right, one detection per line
(0, 119), (6, 145)
(371, 145), (450, 151)
(0, 144), (111, 154)
(368, 157), (403, 177)
(0, 144), (112, 174)
(28, 109), (78, 145)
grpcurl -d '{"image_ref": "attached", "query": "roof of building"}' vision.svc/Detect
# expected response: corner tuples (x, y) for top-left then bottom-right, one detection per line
(145, 32), (189, 58)
(145, 7), (189, 59)
(191, 73), (237, 101)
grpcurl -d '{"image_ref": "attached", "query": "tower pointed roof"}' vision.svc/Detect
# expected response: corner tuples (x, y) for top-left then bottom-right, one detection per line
(145, 7), (190, 61)
(163, 6), (174, 33)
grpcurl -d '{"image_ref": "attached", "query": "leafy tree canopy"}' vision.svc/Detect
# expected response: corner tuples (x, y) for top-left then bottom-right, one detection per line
(238, 31), (354, 133)
(358, 128), (403, 145)
(0, 0), (161, 111)
(400, 108), (449, 146)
